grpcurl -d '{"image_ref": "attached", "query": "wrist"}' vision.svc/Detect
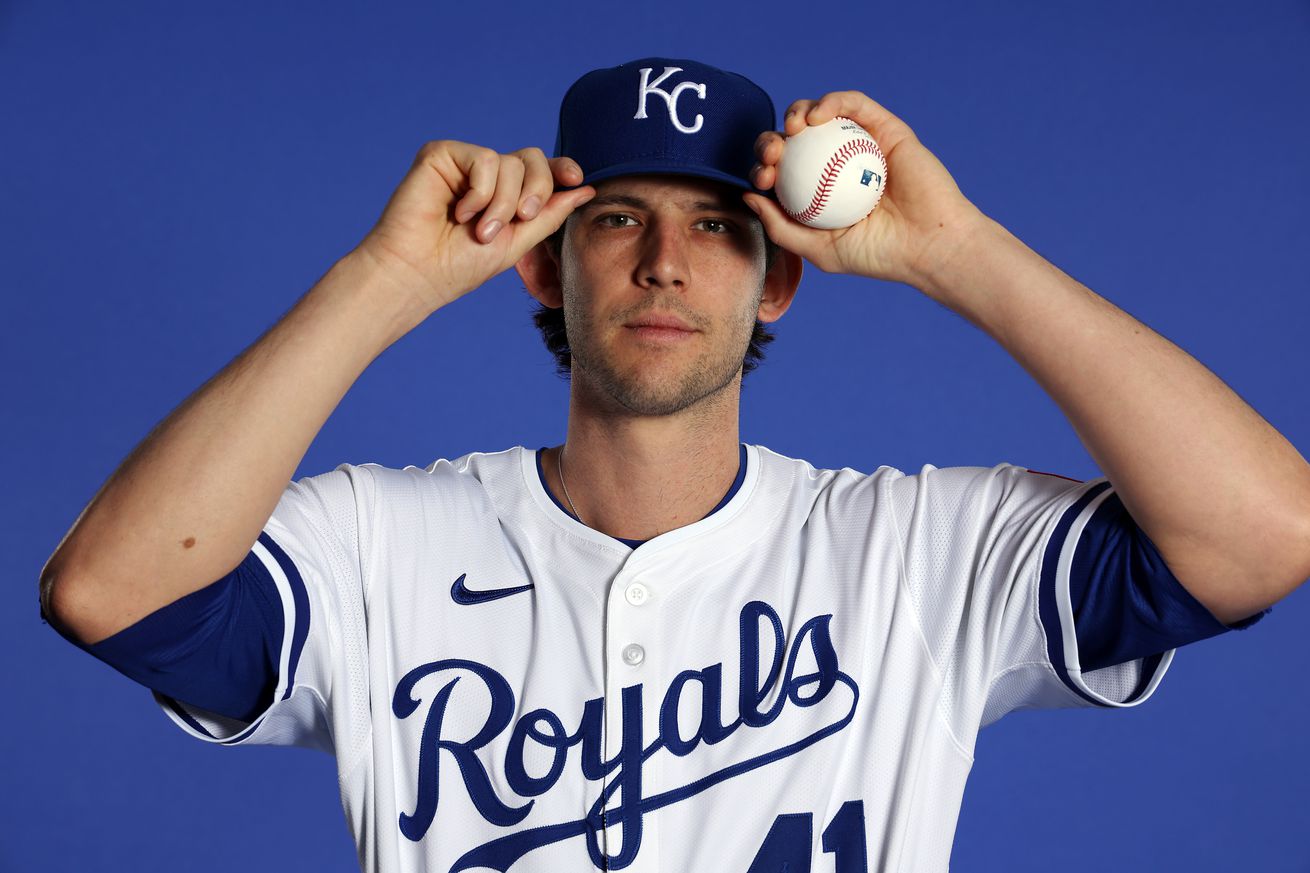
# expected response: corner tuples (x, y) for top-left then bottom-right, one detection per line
(907, 210), (1023, 326)
(906, 206), (996, 295)
(324, 247), (444, 348)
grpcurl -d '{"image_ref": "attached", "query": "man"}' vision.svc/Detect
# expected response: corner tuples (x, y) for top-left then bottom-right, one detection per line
(39, 57), (1310, 872)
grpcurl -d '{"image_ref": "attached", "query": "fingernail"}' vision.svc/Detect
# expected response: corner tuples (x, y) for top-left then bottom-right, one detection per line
(481, 219), (502, 241)
(743, 196), (760, 214)
(522, 196), (541, 219)
(456, 210), (475, 223)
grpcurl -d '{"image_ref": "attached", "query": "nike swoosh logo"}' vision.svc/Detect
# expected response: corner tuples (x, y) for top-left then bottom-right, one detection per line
(450, 573), (535, 605)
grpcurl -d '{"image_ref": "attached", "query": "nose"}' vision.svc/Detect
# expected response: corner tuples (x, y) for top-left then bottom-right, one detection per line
(634, 218), (690, 290)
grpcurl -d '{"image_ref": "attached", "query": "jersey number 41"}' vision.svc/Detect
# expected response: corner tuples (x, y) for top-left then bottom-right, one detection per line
(746, 799), (867, 872)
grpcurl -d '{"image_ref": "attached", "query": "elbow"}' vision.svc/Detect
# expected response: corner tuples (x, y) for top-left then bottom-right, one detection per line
(1193, 561), (1310, 628)
(1154, 510), (1310, 626)
(39, 554), (108, 648)
(1248, 512), (1310, 618)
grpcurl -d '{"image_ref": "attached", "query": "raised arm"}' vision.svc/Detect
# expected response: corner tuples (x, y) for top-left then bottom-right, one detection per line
(745, 91), (1310, 626)
(41, 141), (595, 644)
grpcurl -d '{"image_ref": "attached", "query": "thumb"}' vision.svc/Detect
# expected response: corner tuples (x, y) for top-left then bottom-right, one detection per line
(743, 192), (824, 257)
(507, 186), (595, 260)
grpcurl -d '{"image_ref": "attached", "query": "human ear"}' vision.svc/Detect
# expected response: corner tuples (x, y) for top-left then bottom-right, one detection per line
(515, 237), (564, 309)
(757, 248), (802, 324)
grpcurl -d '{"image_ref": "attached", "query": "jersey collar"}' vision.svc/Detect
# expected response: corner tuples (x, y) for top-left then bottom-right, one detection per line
(523, 443), (755, 552)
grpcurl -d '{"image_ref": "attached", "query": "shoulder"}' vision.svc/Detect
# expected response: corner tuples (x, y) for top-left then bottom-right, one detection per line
(751, 442), (910, 498)
(340, 445), (524, 485)
(349, 445), (530, 513)
(748, 443), (909, 528)
(872, 459), (1092, 500)
(750, 446), (1083, 523)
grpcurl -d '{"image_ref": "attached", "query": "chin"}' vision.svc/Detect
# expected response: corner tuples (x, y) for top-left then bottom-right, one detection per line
(573, 332), (744, 416)
(614, 365), (741, 417)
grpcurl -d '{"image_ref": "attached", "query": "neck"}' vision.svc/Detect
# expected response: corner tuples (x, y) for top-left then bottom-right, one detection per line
(544, 374), (744, 542)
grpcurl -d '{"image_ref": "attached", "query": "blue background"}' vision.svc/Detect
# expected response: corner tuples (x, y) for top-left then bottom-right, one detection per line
(4, 1), (1308, 870)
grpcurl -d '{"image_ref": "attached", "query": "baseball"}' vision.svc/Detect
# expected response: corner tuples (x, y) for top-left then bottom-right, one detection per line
(775, 116), (888, 230)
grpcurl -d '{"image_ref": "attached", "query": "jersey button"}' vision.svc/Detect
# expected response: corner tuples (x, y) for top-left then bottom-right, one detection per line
(624, 582), (650, 606)
(621, 643), (646, 666)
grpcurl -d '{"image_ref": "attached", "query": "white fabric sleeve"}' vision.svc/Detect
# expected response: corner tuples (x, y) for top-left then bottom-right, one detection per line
(153, 463), (373, 756)
(885, 462), (1173, 734)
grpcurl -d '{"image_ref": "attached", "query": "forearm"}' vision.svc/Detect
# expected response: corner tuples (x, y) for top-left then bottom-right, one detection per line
(42, 249), (431, 643)
(915, 214), (1310, 623)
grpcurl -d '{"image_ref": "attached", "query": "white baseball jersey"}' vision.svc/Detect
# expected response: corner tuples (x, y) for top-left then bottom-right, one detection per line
(152, 443), (1172, 872)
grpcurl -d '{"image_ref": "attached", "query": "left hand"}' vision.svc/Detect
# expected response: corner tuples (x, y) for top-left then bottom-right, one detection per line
(745, 91), (987, 288)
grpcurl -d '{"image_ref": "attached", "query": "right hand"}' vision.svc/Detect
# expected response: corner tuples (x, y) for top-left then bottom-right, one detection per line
(353, 140), (595, 313)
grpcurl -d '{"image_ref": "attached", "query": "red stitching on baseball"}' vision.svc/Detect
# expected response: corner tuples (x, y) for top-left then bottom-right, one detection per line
(785, 132), (886, 225)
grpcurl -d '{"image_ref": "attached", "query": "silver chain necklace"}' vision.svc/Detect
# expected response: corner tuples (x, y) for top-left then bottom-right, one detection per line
(557, 444), (582, 524)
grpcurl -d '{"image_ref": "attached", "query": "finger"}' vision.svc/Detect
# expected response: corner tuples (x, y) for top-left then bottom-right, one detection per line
(514, 147), (553, 221)
(753, 130), (785, 165)
(474, 154), (526, 243)
(504, 186), (596, 262)
(752, 130), (786, 191)
(451, 146), (501, 224)
(548, 156), (585, 188)
(803, 90), (908, 142)
(742, 191), (823, 258)
(750, 161), (777, 191)
(782, 99), (819, 136)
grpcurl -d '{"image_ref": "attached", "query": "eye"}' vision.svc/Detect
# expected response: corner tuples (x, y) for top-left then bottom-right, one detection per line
(598, 213), (639, 228)
(697, 218), (733, 234)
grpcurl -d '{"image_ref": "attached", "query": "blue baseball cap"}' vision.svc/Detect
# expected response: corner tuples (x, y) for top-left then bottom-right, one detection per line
(553, 57), (776, 193)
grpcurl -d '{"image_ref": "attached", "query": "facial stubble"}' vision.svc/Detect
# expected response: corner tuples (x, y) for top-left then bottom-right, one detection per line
(558, 234), (767, 417)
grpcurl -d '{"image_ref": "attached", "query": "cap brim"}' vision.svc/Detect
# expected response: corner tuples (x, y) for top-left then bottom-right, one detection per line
(560, 160), (777, 199)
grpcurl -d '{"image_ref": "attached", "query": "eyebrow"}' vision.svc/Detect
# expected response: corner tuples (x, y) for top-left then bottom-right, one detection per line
(579, 192), (751, 214)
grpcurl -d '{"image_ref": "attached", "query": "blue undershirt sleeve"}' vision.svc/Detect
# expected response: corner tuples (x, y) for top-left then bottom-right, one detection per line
(1068, 490), (1268, 672)
(53, 549), (285, 724)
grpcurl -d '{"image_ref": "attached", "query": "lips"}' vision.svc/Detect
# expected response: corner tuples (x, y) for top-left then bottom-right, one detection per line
(624, 313), (698, 344)
(624, 313), (695, 332)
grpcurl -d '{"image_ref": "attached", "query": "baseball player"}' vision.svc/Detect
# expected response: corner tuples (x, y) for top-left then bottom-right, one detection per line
(40, 57), (1309, 872)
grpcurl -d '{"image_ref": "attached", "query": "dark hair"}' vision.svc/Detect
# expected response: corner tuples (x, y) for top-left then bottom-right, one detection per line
(532, 224), (780, 382)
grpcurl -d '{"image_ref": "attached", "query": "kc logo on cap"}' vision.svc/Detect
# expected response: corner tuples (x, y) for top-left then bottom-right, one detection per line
(634, 67), (708, 135)
(553, 56), (776, 193)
